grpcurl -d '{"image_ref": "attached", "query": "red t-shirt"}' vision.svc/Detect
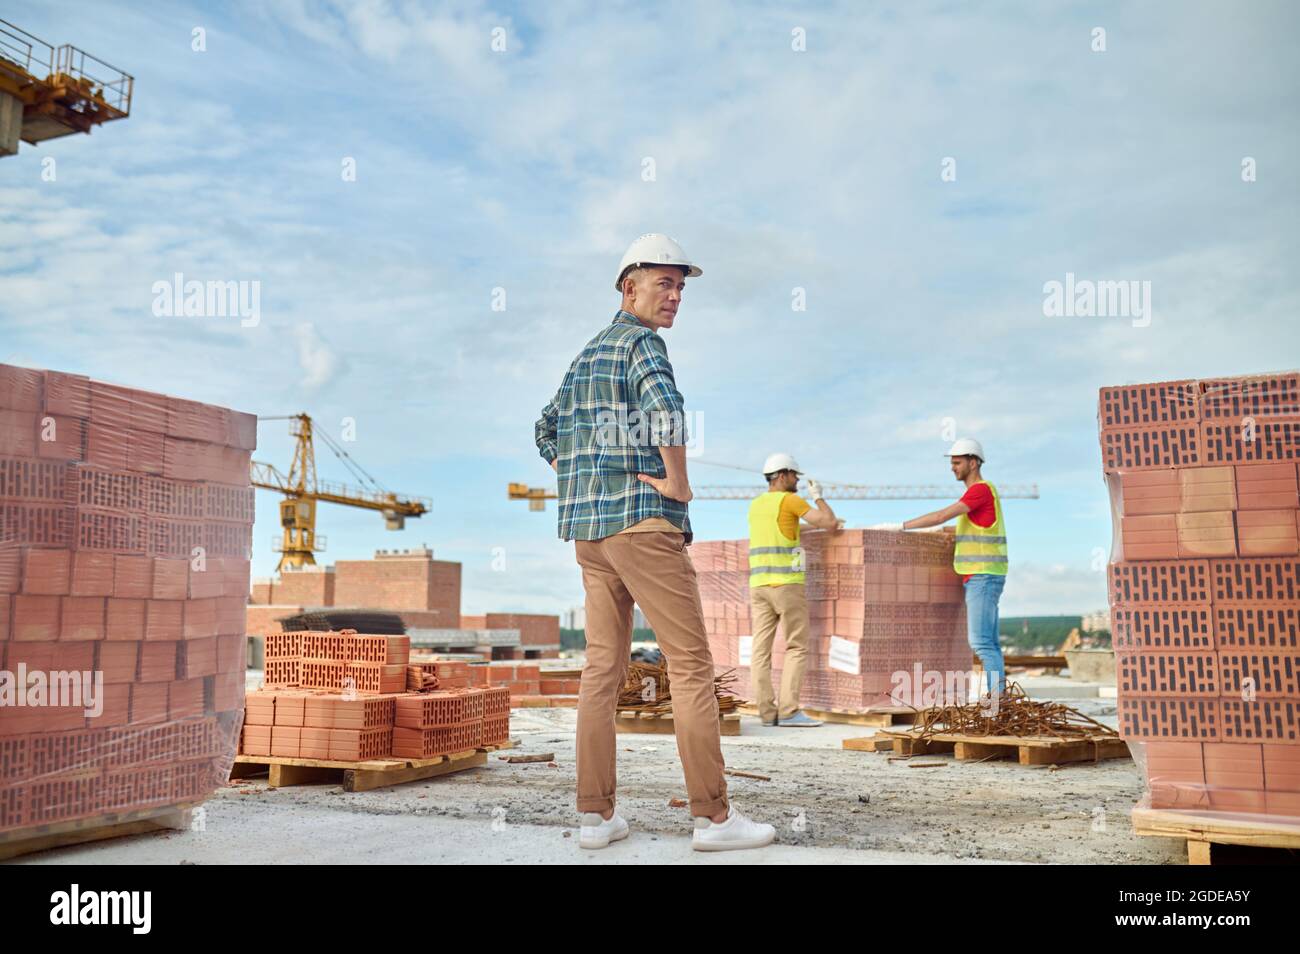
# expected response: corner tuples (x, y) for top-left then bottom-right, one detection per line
(958, 482), (996, 584)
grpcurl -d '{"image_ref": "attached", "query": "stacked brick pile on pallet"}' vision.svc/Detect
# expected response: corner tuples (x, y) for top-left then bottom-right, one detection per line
(241, 686), (511, 759)
(241, 635), (510, 759)
(694, 528), (968, 711)
(0, 364), (254, 834)
(1100, 371), (1300, 819)
(260, 629), (409, 692)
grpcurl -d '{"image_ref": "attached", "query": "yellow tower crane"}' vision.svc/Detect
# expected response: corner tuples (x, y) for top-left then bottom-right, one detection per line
(0, 18), (133, 157)
(251, 414), (430, 571)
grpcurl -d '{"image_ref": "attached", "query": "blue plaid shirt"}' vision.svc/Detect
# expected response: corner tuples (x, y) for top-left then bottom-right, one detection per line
(535, 310), (692, 542)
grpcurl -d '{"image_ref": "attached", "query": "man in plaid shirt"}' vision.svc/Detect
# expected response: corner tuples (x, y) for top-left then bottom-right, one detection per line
(535, 233), (775, 853)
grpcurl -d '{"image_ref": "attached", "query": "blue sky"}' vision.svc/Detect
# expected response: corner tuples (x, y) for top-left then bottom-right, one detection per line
(2, 1), (1297, 618)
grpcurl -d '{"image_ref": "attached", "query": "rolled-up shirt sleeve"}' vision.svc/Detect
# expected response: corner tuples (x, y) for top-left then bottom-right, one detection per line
(629, 332), (689, 447)
(535, 391), (560, 464)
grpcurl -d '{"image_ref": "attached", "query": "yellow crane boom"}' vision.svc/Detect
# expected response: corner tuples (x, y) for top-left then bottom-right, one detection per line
(252, 414), (430, 571)
(508, 481), (1039, 511)
(0, 18), (132, 155)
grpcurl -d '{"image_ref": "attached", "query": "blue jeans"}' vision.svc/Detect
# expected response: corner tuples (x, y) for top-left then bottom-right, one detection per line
(965, 574), (1006, 696)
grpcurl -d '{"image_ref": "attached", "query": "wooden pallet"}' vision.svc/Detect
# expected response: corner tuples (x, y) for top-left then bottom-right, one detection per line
(738, 702), (921, 727)
(539, 667), (584, 679)
(229, 739), (517, 791)
(1131, 797), (1300, 865)
(851, 728), (1131, 766)
(615, 711), (742, 736)
(0, 801), (198, 861)
(512, 695), (579, 708)
(842, 735), (898, 753)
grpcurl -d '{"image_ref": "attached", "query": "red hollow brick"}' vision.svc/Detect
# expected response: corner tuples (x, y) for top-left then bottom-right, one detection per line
(13, 594), (60, 641)
(70, 551), (115, 597)
(151, 558), (189, 600)
(113, 554), (153, 599)
(41, 370), (90, 418)
(144, 599), (183, 641)
(36, 414), (85, 462)
(60, 596), (106, 641)
(105, 598), (146, 641)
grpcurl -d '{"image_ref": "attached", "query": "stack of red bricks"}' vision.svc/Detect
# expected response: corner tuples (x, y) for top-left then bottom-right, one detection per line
(278, 629), (409, 694)
(539, 674), (581, 697)
(1100, 371), (1300, 819)
(242, 636), (510, 759)
(464, 660), (580, 703)
(0, 364), (253, 833)
(695, 528), (968, 711)
(242, 686), (509, 760)
(469, 661), (546, 699)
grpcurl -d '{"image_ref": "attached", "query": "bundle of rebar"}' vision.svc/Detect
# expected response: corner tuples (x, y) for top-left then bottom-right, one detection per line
(617, 660), (741, 714)
(278, 609), (407, 634)
(911, 682), (1118, 741)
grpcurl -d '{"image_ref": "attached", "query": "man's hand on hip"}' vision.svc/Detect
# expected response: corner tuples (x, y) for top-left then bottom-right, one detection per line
(637, 472), (693, 503)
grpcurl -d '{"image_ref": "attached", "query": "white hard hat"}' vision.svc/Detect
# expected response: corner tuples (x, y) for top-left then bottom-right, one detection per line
(615, 233), (702, 291)
(945, 438), (985, 461)
(762, 452), (802, 475)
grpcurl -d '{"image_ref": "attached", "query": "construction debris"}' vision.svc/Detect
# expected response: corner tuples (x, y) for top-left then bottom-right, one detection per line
(616, 660), (742, 714)
(908, 683), (1119, 743)
(724, 769), (771, 781)
(406, 666), (439, 692)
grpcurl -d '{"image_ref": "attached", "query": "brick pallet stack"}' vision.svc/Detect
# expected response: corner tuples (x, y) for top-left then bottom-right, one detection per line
(0, 363), (254, 834)
(242, 632), (510, 759)
(1099, 371), (1300, 820)
(695, 528), (968, 710)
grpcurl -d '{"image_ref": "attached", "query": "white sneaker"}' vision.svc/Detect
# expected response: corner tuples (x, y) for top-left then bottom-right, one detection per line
(579, 810), (629, 849)
(692, 805), (776, 852)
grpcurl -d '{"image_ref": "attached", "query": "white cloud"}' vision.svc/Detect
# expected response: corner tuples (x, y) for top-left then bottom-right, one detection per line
(293, 322), (343, 391)
(1001, 562), (1108, 618)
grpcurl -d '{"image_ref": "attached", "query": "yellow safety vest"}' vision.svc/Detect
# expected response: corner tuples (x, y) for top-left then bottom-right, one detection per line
(953, 480), (1008, 576)
(748, 491), (805, 588)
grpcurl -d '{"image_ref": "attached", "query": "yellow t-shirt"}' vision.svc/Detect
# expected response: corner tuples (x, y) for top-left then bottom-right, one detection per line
(778, 494), (812, 539)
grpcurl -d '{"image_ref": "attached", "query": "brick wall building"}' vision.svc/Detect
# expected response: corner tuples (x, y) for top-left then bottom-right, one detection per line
(246, 548), (562, 659)
(333, 548), (460, 620)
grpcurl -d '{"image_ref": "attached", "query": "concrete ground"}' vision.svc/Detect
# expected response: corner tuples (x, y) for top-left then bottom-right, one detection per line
(14, 691), (1186, 865)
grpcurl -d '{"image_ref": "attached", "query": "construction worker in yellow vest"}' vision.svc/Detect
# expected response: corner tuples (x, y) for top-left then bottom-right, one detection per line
(748, 452), (842, 727)
(886, 439), (1009, 697)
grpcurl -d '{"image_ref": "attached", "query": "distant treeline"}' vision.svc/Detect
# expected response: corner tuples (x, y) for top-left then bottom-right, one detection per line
(999, 616), (1093, 651)
(561, 627), (656, 650)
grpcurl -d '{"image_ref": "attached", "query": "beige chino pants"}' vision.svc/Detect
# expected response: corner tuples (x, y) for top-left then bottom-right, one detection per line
(574, 530), (728, 818)
(749, 582), (811, 723)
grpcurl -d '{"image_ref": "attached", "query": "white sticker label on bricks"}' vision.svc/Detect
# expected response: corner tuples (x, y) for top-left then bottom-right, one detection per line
(829, 636), (860, 675)
(737, 636), (752, 666)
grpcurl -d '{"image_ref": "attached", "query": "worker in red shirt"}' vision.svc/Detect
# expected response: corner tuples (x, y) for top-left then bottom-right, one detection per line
(886, 439), (1008, 698)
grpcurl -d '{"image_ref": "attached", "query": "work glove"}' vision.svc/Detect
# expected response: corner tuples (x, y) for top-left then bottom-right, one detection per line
(805, 478), (824, 501)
